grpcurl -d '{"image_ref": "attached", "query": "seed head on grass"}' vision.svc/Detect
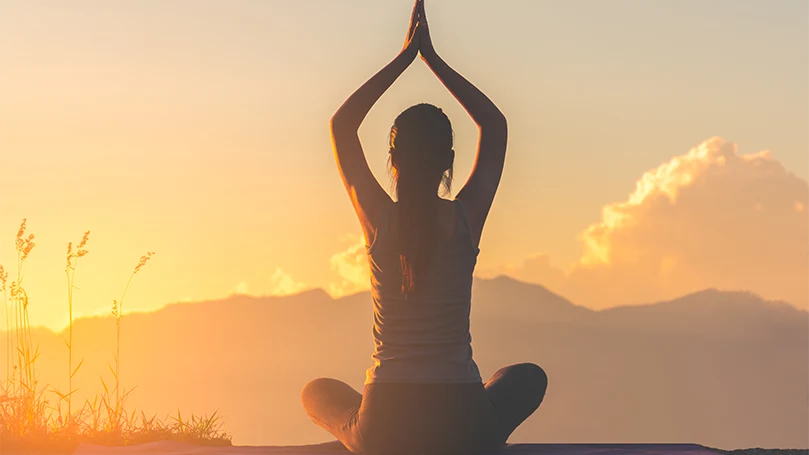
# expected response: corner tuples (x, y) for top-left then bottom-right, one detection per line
(78, 231), (90, 251)
(133, 252), (155, 275)
(10, 283), (29, 310)
(66, 231), (91, 272)
(15, 219), (35, 261)
(66, 243), (73, 272)
(0, 265), (7, 292)
(15, 219), (27, 249)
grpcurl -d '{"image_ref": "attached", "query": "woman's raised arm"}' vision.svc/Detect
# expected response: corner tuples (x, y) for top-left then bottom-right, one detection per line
(331, 3), (421, 244)
(417, 0), (508, 245)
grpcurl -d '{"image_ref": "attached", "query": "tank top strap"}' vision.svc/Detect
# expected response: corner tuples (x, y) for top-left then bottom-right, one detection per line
(367, 202), (395, 254)
(454, 198), (471, 232)
(453, 198), (481, 255)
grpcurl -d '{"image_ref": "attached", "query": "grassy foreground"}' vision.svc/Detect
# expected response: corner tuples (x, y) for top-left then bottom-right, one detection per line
(0, 219), (231, 452)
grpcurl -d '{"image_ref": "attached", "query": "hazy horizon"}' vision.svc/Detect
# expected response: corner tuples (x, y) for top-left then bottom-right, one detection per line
(2, 278), (806, 449)
(20, 274), (808, 334)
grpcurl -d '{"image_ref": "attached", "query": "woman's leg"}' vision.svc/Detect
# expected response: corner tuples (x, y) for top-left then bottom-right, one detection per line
(301, 378), (364, 453)
(484, 363), (548, 446)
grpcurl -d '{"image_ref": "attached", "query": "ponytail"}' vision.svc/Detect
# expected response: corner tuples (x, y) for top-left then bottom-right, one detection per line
(389, 104), (454, 297)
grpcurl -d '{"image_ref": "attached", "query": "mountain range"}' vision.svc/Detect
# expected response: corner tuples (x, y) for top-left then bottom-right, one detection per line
(3, 277), (806, 449)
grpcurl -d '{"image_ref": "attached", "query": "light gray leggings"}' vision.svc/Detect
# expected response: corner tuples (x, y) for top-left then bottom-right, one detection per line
(301, 363), (548, 455)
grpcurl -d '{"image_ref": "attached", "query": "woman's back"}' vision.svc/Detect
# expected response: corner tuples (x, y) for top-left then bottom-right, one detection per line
(365, 199), (482, 384)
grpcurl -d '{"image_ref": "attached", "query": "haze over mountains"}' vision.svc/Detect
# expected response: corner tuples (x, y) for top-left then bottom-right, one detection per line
(3, 277), (806, 449)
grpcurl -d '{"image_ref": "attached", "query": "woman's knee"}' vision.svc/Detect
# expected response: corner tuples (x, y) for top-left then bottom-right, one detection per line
(301, 378), (363, 450)
(521, 363), (548, 385)
(301, 377), (363, 421)
(526, 363), (548, 404)
(301, 377), (336, 412)
(510, 363), (548, 404)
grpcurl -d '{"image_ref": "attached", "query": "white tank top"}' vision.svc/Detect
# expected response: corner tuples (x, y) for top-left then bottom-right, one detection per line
(364, 199), (482, 384)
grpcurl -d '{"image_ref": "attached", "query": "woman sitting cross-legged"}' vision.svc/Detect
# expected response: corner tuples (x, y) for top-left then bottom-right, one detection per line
(302, 1), (548, 454)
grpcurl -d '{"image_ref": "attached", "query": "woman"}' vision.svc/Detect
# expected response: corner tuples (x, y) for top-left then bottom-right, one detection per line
(302, 1), (547, 454)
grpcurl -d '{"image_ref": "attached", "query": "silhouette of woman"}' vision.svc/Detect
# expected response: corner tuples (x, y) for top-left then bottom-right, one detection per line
(302, 2), (547, 453)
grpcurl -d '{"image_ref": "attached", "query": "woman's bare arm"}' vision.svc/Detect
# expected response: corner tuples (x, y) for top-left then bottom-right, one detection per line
(417, 0), (508, 245)
(331, 4), (421, 243)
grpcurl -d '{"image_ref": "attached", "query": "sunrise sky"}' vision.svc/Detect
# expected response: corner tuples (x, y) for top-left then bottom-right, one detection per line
(1, 0), (807, 331)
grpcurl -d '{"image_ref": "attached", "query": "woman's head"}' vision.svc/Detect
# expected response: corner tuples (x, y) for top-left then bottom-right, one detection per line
(389, 103), (454, 193)
(388, 103), (455, 297)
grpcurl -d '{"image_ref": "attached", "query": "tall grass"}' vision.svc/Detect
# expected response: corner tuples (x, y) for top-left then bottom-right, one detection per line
(63, 231), (90, 421)
(2, 265), (9, 384)
(1, 219), (43, 442)
(0, 219), (231, 452)
(112, 251), (154, 407)
(12, 219), (37, 395)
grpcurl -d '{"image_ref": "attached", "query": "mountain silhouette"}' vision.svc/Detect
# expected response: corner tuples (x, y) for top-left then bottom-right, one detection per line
(3, 277), (806, 449)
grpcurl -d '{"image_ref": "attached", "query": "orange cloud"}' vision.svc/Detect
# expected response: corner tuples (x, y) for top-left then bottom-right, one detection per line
(230, 281), (250, 296)
(267, 268), (308, 296)
(228, 269), (308, 298)
(485, 138), (809, 309)
(328, 235), (371, 297)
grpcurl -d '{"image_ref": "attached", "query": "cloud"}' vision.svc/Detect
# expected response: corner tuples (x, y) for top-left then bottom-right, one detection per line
(230, 281), (250, 296)
(328, 235), (371, 297)
(486, 138), (809, 309)
(229, 270), (308, 298)
(267, 268), (308, 296)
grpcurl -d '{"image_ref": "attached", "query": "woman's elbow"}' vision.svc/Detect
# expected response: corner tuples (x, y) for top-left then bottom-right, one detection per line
(329, 115), (346, 140)
(330, 112), (358, 139)
(478, 114), (508, 140)
(329, 113), (343, 132)
(476, 112), (507, 131)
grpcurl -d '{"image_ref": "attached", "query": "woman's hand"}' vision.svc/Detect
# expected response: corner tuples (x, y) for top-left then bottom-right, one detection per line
(416, 0), (436, 59)
(401, 0), (421, 60)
